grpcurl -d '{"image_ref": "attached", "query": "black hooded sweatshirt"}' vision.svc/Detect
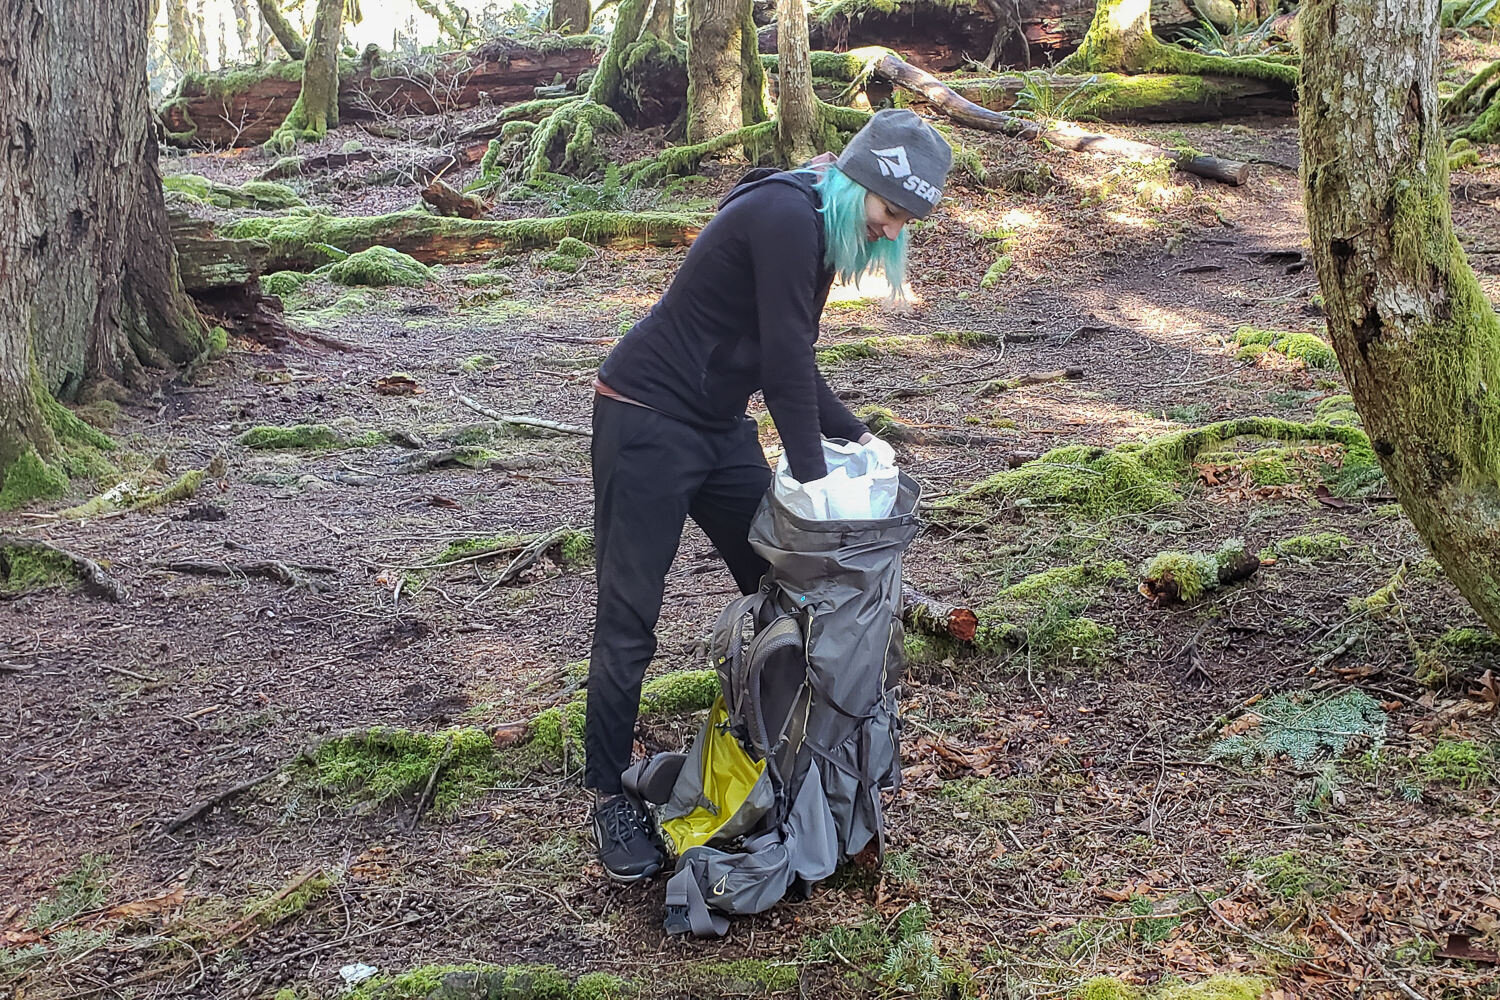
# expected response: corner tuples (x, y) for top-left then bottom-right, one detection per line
(596, 170), (868, 483)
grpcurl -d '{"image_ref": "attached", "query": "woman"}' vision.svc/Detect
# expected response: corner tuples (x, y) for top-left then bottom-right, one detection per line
(585, 109), (952, 880)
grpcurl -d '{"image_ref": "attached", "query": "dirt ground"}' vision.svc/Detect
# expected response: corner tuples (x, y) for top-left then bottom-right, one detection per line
(5, 35), (1500, 1000)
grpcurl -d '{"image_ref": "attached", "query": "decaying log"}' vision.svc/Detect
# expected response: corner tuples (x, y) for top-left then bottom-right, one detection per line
(255, 149), (374, 180)
(947, 73), (1295, 122)
(155, 559), (338, 591)
(901, 584), (979, 642)
(977, 366), (1085, 395)
(159, 38), (604, 147)
(421, 179), (486, 218)
(1138, 545), (1260, 605)
(230, 210), (709, 272)
(0, 536), (126, 603)
(760, 0), (1224, 72)
(869, 50), (1250, 184)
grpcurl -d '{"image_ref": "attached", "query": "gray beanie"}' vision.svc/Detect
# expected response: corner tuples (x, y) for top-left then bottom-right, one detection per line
(835, 108), (952, 219)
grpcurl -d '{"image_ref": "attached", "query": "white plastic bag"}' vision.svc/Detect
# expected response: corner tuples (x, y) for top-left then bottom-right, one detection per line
(773, 437), (899, 520)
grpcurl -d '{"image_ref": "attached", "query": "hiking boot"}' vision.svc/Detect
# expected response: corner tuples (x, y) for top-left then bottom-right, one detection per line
(591, 792), (664, 882)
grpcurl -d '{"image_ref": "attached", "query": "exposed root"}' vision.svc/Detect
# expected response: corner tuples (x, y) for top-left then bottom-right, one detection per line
(155, 558), (337, 591)
(0, 535), (126, 602)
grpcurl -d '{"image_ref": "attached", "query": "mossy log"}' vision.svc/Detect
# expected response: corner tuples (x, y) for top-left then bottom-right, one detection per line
(0, 535), (125, 602)
(158, 38), (605, 148)
(901, 583), (978, 641)
(865, 48), (1251, 184)
(1139, 539), (1259, 604)
(948, 72), (1294, 122)
(758, 0), (1220, 72)
(224, 209), (709, 271)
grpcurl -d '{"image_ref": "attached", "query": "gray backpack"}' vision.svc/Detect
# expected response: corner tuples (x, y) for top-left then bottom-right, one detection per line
(621, 471), (920, 936)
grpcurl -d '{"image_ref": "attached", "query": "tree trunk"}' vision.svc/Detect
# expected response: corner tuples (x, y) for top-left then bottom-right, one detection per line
(687, 0), (747, 142)
(267, 0), (343, 149)
(644, 0), (677, 41)
(1056, 0), (1295, 84)
(255, 0), (305, 60)
(740, 0), (768, 125)
(549, 0), (592, 34)
(1301, 0), (1500, 632)
(775, 0), (818, 163)
(165, 0), (206, 72)
(0, 0), (206, 502)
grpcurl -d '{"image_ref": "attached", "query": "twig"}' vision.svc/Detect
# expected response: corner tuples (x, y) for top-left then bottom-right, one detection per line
(0, 534), (125, 602)
(1322, 911), (1426, 1000)
(155, 559), (336, 592)
(458, 395), (591, 436)
(161, 766), (283, 834)
(103, 664), (160, 683)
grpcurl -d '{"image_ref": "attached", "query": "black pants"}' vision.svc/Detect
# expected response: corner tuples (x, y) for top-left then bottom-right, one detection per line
(585, 396), (772, 794)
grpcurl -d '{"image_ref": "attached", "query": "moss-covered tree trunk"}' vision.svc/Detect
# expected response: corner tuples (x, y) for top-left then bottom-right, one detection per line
(0, 0), (206, 505)
(255, 0), (305, 59)
(1301, 0), (1500, 632)
(740, 0), (768, 125)
(548, 0), (591, 34)
(644, 0), (677, 42)
(687, 0), (747, 141)
(1057, 0), (1295, 85)
(268, 0), (342, 150)
(1446, 57), (1500, 143)
(775, 0), (818, 164)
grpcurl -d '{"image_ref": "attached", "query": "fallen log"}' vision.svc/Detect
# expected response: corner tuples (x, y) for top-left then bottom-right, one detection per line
(760, 0), (1225, 72)
(868, 49), (1251, 184)
(1138, 542), (1260, 605)
(224, 209), (709, 271)
(158, 37), (605, 148)
(947, 72), (1295, 122)
(977, 366), (1085, 395)
(255, 150), (374, 181)
(901, 584), (979, 642)
(421, 179), (486, 218)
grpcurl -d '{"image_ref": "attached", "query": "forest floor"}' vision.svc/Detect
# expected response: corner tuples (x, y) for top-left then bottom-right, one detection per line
(5, 35), (1500, 1000)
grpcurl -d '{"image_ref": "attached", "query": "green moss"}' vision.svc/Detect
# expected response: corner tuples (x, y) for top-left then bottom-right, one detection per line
(0, 448), (69, 510)
(459, 272), (511, 289)
(459, 353), (501, 372)
(174, 59), (306, 101)
(1233, 326), (1338, 370)
(326, 246), (432, 287)
(0, 544), (76, 595)
(1247, 851), (1339, 901)
(226, 209), (709, 272)
(236, 423), (344, 449)
(538, 236), (595, 272)
(1075, 977), (1140, 1000)
(163, 173), (305, 209)
(1351, 563), (1407, 614)
(933, 417), (1374, 524)
(1418, 739), (1494, 788)
(572, 972), (636, 1000)
(305, 726), (496, 818)
(939, 776), (1035, 823)
(638, 669), (719, 716)
(348, 963), (577, 1000)
(1270, 532), (1350, 560)
(244, 871), (336, 927)
(1157, 977), (1269, 1000)
(261, 270), (313, 299)
(558, 529), (594, 569)
(529, 698), (587, 762)
(1141, 550), (1219, 602)
(981, 254), (1013, 287)
(676, 960), (798, 995)
(976, 562), (1127, 668)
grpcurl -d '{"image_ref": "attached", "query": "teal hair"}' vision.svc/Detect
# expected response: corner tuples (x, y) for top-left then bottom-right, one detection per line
(809, 165), (910, 295)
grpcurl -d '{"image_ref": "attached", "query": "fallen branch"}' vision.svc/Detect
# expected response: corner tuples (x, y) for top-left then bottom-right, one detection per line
(255, 149), (374, 180)
(386, 448), (553, 475)
(901, 584), (979, 642)
(860, 406), (1031, 450)
(977, 367), (1085, 396)
(155, 559), (337, 592)
(458, 395), (591, 436)
(161, 766), (282, 834)
(0, 535), (126, 602)
(866, 49), (1251, 185)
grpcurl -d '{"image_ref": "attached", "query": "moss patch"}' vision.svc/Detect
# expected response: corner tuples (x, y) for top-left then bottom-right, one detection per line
(236, 424), (345, 450)
(302, 727), (497, 818)
(327, 246), (433, 287)
(0, 448), (70, 510)
(0, 544), (77, 595)
(537, 235), (594, 273)
(975, 561), (1129, 669)
(637, 669), (719, 716)
(1418, 739), (1494, 788)
(164, 173), (305, 209)
(1233, 326), (1338, 370)
(1268, 532), (1350, 561)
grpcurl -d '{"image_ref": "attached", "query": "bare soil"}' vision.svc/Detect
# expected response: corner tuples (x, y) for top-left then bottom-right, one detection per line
(4, 42), (1500, 1000)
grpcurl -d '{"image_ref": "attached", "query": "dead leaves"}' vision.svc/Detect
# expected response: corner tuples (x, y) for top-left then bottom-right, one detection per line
(1470, 669), (1499, 712)
(1, 886), (188, 946)
(1437, 931), (1500, 964)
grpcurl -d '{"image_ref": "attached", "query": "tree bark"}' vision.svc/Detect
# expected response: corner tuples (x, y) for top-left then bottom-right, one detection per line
(549, 0), (592, 33)
(740, 0), (769, 125)
(775, 0), (818, 163)
(0, 0), (206, 499)
(644, 0), (677, 41)
(1301, 0), (1500, 632)
(255, 0), (306, 60)
(1056, 0), (1296, 85)
(688, 0), (747, 141)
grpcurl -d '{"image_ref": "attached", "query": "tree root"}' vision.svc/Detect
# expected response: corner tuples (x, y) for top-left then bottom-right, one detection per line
(0, 535), (126, 602)
(160, 765), (282, 834)
(155, 558), (337, 591)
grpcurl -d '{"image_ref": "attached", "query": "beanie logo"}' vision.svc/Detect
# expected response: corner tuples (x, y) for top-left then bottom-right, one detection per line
(870, 145), (911, 178)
